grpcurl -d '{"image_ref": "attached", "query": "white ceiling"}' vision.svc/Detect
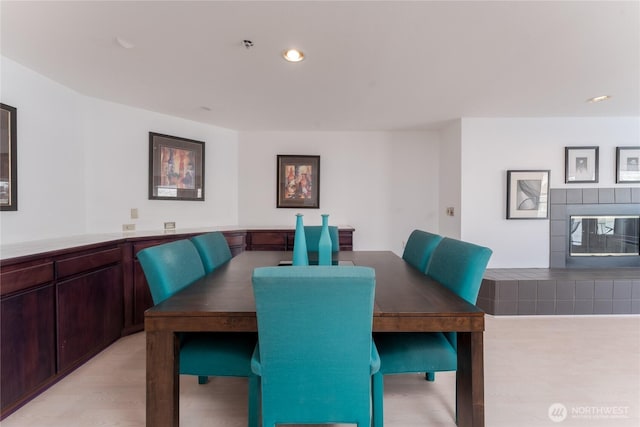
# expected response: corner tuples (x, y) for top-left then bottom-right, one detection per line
(1, 0), (639, 131)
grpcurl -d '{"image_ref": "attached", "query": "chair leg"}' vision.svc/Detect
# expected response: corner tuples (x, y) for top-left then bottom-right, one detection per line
(198, 375), (208, 384)
(425, 372), (435, 381)
(372, 372), (384, 427)
(247, 374), (259, 427)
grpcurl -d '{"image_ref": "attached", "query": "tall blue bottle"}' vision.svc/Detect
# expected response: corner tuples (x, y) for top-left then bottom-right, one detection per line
(292, 214), (309, 266)
(318, 214), (332, 266)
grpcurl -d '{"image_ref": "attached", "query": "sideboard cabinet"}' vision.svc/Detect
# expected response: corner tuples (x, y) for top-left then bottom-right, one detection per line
(0, 243), (124, 419)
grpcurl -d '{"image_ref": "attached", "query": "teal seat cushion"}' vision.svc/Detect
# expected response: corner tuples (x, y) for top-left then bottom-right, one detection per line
(374, 332), (457, 374)
(180, 332), (257, 377)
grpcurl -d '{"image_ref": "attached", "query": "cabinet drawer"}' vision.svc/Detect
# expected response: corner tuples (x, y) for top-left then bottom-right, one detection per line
(57, 248), (121, 279)
(250, 232), (286, 246)
(0, 262), (54, 297)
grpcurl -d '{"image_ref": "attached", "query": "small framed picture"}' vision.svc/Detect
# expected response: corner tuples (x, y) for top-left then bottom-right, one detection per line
(277, 155), (320, 208)
(0, 103), (17, 211)
(506, 170), (550, 219)
(616, 146), (640, 183)
(565, 146), (599, 183)
(149, 132), (205, 201)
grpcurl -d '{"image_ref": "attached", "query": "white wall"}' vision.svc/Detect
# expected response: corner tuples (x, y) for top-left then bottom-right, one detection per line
(0, 58), (86, 243)
(238, 131), (439, 254)
(0, 56), (240, 244)
(460, 117), (640, 268)
(438, 120), (462, 239)
(81, 97), (239, 234)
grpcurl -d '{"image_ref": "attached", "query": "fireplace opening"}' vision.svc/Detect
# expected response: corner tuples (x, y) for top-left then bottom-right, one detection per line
(570, 215), (639, 257)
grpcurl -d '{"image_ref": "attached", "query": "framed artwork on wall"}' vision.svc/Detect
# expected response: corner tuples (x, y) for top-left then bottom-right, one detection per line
(506, 170), (550, 219)
(616, 146), (640, 183)
(565, 146), (599, 183)
(148, 132), (205, 201)
(0, 103), (17, 211)
(277, 155), (320, 208)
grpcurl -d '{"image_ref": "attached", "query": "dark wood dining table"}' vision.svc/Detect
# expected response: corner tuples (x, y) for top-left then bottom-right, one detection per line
(145, 250), (485, 427)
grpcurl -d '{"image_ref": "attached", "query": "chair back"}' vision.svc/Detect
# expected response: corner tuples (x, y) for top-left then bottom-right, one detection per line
(304, 225), (340, 252)
(426, 237), (492, 304)
(402, 229), (443, 272)
(252, 266), (375, 424)
(190, 232), (233, 274)
(137, 239), (206, 304)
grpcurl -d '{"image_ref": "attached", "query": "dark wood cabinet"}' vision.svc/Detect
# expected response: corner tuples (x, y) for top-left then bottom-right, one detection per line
(245, 227), (354, 251)
(0, 284), (55, 415)
(0, 244), (122, 419)
(57, 264), (123, 372)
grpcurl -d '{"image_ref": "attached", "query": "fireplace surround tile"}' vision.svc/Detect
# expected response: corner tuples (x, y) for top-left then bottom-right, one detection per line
(550, 189), (566, 204)
(566, 189), (583, 204)
(632, 187), (640, 203)
(582, 188), (599, 204)
(555, 300), (575, 315)
(594, 280), (614, 299)
(575, 281), (595, 299)
(598, 188), (615, 203)
(613, 280), (633, 299)
(593, 299), (613, 314)
(612, 300), (632, 314)
(574, 299), (594, 314)
(615, 188), (632, 203)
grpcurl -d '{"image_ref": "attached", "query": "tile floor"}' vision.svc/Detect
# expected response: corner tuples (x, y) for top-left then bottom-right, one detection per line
(2, 315), (639, 427)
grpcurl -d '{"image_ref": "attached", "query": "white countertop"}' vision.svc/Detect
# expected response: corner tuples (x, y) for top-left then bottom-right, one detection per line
(0, 225), (354, 261)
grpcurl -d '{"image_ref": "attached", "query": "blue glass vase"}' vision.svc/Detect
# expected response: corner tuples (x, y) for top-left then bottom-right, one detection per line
(292, 214), (309, 266)
(318, 214), (332, 266)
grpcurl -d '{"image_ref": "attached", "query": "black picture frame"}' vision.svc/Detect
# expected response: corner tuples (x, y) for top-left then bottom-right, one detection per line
(277, 155), (320, 208)
(149, 132), (205, 201)
(565, 146), (599, 183)
(616, 146), (640, 183)
(1, 103), (17, 211)
(506, 170), (550, 219)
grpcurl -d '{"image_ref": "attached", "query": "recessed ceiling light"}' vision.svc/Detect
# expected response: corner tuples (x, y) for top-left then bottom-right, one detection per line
(587, 95), (612, 103)
(282, 48), (304, 63)
(115, 36), (135, 49)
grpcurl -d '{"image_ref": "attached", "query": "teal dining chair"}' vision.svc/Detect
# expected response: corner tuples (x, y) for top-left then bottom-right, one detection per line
(402, 229), (443, 272)
(137, 239), (258, 427)
(304, 225), (340, 252)
(373, 237), (492, 427)
(251, 266), (380, 427)
(190, 231), (233, 274)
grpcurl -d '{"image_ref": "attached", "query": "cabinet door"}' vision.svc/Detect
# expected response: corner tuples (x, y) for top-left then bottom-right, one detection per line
(56, 265), (123, 372)
(133, 260), (154, 326)
(1, 285), (55, 414)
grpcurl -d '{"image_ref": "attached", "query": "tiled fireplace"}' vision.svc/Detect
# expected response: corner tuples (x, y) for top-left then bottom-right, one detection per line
(477, 187), (640, 315)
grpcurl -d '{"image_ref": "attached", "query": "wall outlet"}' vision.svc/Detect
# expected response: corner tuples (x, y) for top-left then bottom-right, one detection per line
(446, 207), (455, 216)
(122, 223), (136, 232)
(164, 221), (176, 230)
(130, 208), (139, 219)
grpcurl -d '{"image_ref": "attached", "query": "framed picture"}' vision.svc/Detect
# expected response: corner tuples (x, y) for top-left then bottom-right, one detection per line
(149, 132), (205, 201)
(1, 103), (17, 211)
(506, 170), (550, 219)
(565, 146), (599, 183)
(616, 146), (640, 183)
(277, 155), (320, 208)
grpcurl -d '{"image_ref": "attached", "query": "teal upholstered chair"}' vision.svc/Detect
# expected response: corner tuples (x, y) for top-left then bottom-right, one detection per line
(251, 266), (379, 427)
(137, 239), (258, 427)
(304, 225), (340, 252)
(373, 237), (492, 427)
(402, 229), (443, 272)
(190, 231), (233, 274)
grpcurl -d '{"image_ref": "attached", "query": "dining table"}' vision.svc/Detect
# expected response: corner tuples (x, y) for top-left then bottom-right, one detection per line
(145, 250), (485, 427)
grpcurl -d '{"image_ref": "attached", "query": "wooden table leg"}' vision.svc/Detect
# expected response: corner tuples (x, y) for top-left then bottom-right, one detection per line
(147, 330), (180, 427)
(456, 331), (485, 427)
